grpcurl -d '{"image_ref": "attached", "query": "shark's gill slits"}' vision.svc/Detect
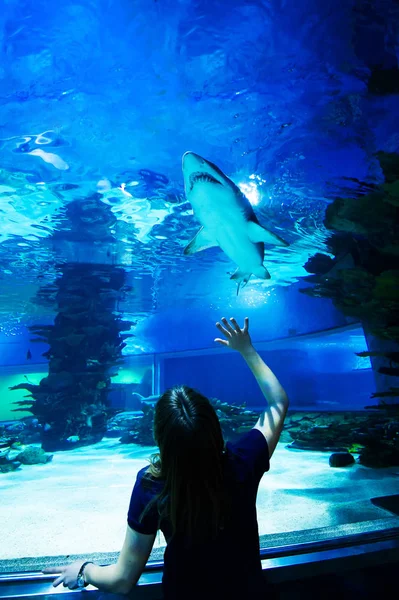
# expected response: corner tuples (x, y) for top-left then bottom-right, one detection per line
(189, 172), (222, 191)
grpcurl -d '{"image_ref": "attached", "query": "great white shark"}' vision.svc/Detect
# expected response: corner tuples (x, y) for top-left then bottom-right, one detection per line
(182, 151), (289, 292)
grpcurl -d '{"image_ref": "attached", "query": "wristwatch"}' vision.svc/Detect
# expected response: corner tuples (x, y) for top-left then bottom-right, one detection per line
(76, 561), (93, 589)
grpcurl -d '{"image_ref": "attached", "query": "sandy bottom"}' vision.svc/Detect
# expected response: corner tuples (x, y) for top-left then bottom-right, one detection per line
(0, 439), (398, 560)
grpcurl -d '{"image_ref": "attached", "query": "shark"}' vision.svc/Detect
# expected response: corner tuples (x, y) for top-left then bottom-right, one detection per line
(182, 151), (289, 292)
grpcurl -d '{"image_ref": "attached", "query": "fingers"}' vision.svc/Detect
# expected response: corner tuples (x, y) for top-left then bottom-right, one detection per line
(43, 567), (63, 574)
(42, 567), (66, 588)
(214, 338), (228, 346)
(229, 317), (241, 333)
(243, 317), (249, 333)
(221, 317), (235, 335)
(217, 317), (249, 336)
(53, 576), (64, 588)
(215, 321), (231, 338)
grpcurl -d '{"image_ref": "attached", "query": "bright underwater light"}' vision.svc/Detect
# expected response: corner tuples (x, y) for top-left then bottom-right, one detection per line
(238, 286), (271, 307)
(238, 174), (266, 206)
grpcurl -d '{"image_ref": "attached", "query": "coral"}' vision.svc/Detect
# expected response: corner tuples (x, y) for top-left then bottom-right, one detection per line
(0, 444), (21, 473)
(0, 426), (54, 473)
(368, 389), (399, 403)
(284, 409), (399, 468)
(301, 152), (399, 415)
(7, 195), (135, 453)
(210, 398), (259, 440)
(112, 403), (399, 468)
(119, 403), (156, 446)
(377, 151), (399, 183)
(304, 253), (335, 275)
(115, 398), (260, 447)
(15, 446), (53, 465)
(329, 452), (355, 467)
(287, 423), (350, 452)
(378, 367), (399, 377)
(368, 67), (399, 95)
(10, 263), (133, 452)
(106, 411), (142, 438)
(301, 152), (399, 346)
(358, 441), (399, 468)
(356, 351), (399, 364)
(0, 462), (20, 474)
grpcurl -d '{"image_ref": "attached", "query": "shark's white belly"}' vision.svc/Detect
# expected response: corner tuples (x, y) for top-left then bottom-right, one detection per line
(217, 226), (263, 269)
(189, 186), (263, 270)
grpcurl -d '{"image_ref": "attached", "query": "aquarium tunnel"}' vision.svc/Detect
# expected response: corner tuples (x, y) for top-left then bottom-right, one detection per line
(1, 0), (399, 599)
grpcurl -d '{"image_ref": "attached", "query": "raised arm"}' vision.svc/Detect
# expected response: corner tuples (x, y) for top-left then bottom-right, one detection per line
(215, 317), (289, 458)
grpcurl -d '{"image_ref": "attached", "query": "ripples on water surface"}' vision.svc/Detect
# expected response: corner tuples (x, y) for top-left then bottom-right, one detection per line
(0, 0), (398, 336)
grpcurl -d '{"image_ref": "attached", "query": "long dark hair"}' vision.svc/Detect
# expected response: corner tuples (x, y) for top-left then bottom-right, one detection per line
(143, 385), (229, 542)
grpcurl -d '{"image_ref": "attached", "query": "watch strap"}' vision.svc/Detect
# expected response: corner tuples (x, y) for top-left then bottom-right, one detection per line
(77, 561), (93, 588)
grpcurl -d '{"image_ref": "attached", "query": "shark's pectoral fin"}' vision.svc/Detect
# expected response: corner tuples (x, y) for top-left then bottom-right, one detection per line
(184, 227), (218, 255)
(247, 221), (289, 247)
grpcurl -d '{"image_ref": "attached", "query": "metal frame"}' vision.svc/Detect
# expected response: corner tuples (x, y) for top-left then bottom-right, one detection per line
(1, 527), (398, 600)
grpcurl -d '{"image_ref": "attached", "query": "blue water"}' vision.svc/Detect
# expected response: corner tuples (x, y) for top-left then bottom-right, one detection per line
(1, 1), (399, 567)
(0, 0), (398, 353)
(160, 325), (374, 411)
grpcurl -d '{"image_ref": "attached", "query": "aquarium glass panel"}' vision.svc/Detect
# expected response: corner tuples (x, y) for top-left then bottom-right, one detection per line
(1, 0), (398, 577)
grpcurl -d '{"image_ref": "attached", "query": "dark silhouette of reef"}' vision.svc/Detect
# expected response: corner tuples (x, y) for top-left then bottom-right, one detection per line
(110, 398), (262, 446)
(368, 67), (399, 95)
(283, 408), (399, 468)
(8, 195), (134, 452)
(2, 400), (398, 471)
(10, 264), (134, 451)
(300, 152), (399, 465)
(109, 401), (399, 468)
(301, 151), (399, 406)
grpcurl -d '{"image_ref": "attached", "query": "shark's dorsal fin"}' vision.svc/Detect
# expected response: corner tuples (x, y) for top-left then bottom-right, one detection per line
(184, 227), (219, 255)
(247, 221), (289, 247)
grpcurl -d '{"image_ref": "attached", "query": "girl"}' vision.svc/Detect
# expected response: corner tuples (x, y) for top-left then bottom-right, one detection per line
(44, 316), (289, 599)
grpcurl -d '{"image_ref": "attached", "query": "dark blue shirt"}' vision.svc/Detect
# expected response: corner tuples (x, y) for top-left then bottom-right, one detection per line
(128, 428), (270, 599)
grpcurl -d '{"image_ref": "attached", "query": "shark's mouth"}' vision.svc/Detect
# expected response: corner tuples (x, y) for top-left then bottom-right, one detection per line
(189, 172), (222, 191)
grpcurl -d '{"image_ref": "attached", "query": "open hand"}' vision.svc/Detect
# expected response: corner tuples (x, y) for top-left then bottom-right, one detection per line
(215, 317), (253, 354)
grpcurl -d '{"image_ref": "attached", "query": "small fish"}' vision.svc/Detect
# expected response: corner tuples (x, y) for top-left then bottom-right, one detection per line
(43, 423), (52, 432)
(66, 435), (80, 443)
(26, 349), (32, 360)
